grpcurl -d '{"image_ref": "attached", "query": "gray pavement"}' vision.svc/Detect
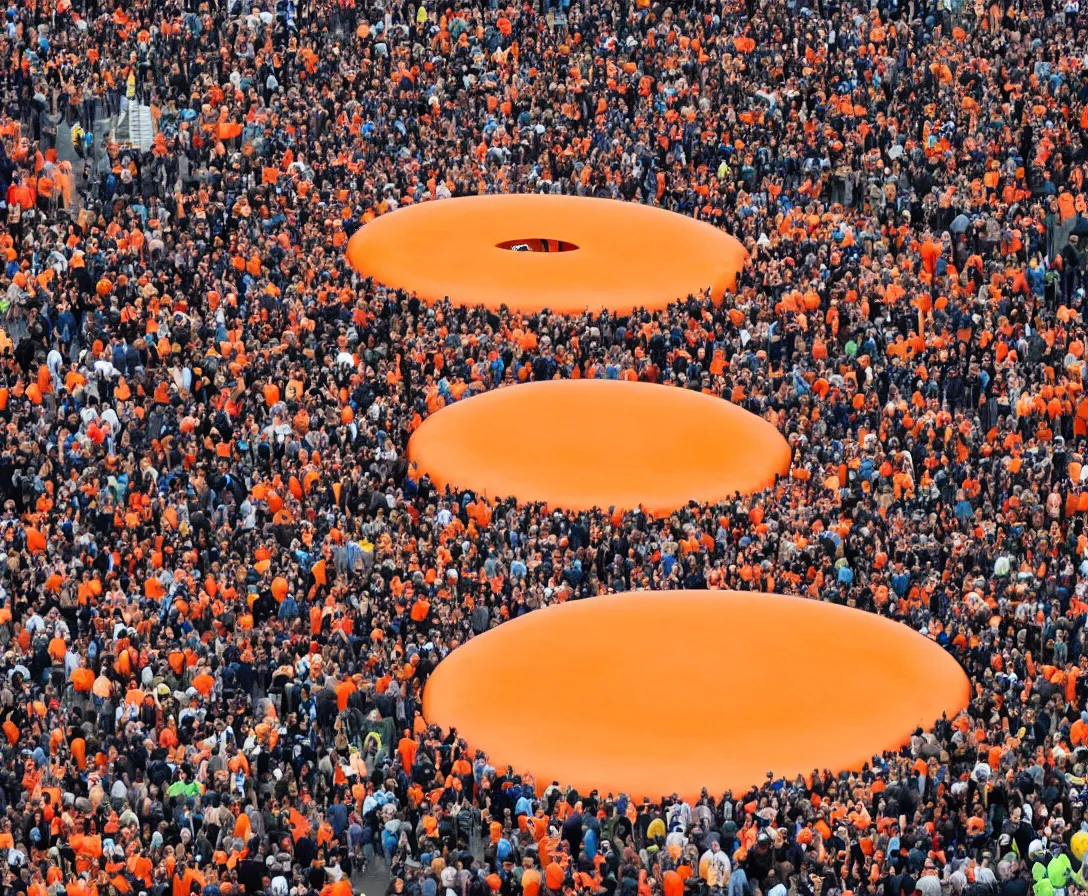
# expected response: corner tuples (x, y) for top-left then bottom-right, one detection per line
(351, 822), (484, 894)
(355, 857), (393, 896)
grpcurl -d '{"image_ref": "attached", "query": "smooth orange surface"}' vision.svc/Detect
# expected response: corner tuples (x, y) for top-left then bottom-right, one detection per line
(423, 591), (971, 801)
(408, 380), (790, 515)
(345, 195), (748, 314)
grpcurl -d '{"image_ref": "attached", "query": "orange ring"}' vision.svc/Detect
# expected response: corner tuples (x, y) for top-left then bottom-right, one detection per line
(408, 380), (790, 515)
(346, 195), (747, 314)
(423, 591), (971, 801)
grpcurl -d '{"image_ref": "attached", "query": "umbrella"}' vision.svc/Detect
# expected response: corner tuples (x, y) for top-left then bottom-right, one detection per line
(950, 214), (971, 234)
(92, 676), (112, 698)
(8, 664), (29, 680)
(125, 688), (145, 705)
(192, 674), (214, 696)
(71, 668), (95, 693)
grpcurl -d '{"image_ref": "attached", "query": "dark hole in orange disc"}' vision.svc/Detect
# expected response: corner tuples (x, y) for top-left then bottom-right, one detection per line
(496, 238), (580, 252)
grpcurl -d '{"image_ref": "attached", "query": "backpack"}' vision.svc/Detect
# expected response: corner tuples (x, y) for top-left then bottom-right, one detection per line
(471, 606), (489, 634)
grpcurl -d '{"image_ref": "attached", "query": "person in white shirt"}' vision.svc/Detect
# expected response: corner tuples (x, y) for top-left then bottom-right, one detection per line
(46, 348), (64, 391)
(667, 799), (692, 832)
(93, 357), (120, 379)
(701, 840), (731, 889)
(25, 611), (44, 635)
(974, 861), (998, 889)
(764, 870), (787, 896)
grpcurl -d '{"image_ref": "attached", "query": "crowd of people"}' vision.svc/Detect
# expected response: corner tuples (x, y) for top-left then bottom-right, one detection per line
(4, 2), (1088, 896)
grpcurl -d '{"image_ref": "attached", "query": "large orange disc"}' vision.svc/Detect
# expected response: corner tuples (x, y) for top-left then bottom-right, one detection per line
(408, 380), (790, 515)
(423, 591), (970, 801)
(345, 195), (747, 314)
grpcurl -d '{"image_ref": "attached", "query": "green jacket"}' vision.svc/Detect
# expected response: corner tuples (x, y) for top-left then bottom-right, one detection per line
(167, 779), (204, 798)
